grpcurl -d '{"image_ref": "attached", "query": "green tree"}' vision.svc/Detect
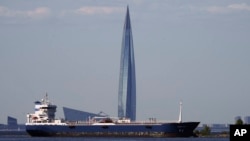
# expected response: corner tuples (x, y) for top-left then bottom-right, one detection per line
(200, 125), (211, 136)
(235, 118), (243, 125)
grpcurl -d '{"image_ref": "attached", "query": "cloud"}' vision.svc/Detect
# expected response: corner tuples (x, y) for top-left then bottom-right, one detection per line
(206, 6), (228, 14)
(0, 6), (50, 19)
(26, 7), (50, 19)
(74, 6), (123, 15)
(206, 3), (250, 14)
(228, 3), (250, 11)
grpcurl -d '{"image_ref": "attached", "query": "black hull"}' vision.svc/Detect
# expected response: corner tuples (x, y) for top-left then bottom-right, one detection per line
(26, 132), (198, 138)
(26, 122), (199, 137)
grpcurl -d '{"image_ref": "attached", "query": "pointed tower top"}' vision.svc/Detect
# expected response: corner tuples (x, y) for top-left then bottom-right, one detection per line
(126, 5), (130, 17)
(124, 5), (131, 30)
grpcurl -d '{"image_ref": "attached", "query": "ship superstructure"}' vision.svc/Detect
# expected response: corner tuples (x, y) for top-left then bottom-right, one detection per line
(26, 94), (61, 124)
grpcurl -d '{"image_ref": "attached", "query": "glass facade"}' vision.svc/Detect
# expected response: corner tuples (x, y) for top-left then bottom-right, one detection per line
(7, 116), (18, 129)
(63, 107), (102, 121)
(118, 6), (136, 121)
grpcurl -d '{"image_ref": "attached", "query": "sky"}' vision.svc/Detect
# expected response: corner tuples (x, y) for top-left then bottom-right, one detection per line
(0, 0), (250, 124)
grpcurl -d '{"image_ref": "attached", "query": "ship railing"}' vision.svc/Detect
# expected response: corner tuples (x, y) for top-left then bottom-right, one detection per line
(62, 119), (181, 125)
(152, 120), (181, 123)
(25, 122), (67, 125)
(66, 120), (95, 125)
(115, 120), (180, 124)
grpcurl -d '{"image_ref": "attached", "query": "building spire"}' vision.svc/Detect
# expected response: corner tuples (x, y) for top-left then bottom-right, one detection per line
(124, 5), (131, 30)
(118, 6), (136, 121)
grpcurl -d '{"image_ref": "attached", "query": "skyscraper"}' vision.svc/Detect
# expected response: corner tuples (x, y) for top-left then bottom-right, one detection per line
(118, 6), (136, 121)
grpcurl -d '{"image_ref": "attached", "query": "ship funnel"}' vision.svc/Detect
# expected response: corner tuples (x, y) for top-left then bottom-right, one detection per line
(34, 101), (41, 112)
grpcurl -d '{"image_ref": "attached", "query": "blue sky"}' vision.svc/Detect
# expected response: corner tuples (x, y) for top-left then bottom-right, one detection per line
(1, 0), (250, 124)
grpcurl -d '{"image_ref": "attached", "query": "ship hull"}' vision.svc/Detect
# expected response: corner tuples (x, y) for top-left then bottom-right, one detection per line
(26, 122), (199, 137)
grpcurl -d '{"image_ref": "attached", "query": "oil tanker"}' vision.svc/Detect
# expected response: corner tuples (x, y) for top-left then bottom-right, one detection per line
(25, 95), (199, 137)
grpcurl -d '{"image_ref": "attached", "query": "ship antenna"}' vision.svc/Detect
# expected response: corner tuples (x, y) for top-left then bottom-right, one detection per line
(45, 91), (49, 104)
(178, 101), (182, 123)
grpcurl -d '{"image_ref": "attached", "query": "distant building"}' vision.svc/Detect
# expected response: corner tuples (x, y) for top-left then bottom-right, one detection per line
(244, 116), (250, 124)
(7, 116), (18, 129)
(0, 116), (26, 131)
(207, 124), (229, 133)
(63, 107), (104, 121)
(118, 6), (136, 121)
(196, 124), (229, 133)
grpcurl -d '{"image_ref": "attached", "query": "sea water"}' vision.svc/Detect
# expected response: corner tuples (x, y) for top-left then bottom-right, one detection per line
(0, 136), (229, 141)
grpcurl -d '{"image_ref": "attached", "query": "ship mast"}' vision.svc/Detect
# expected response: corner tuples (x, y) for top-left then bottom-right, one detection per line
(178, 101), (182, 123)
(43, 92), (50, 104)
